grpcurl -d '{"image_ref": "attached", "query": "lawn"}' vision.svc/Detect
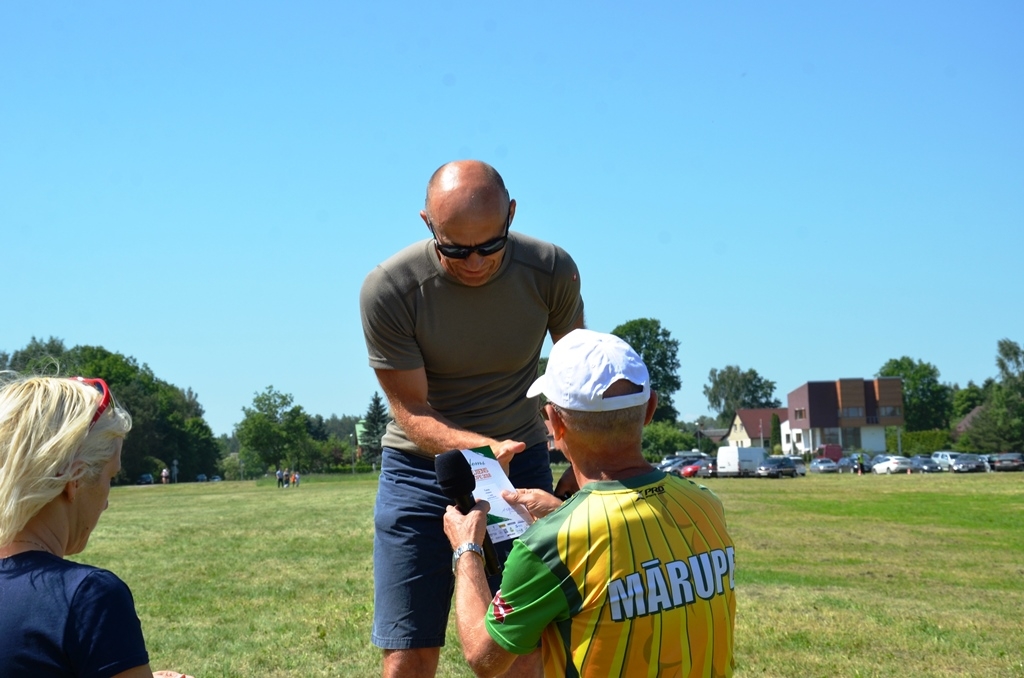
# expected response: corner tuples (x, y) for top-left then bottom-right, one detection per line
(76, 471), (1024, 677)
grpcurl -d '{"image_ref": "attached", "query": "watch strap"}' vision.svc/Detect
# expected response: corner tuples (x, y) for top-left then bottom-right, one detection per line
(451, 542), (485, 573)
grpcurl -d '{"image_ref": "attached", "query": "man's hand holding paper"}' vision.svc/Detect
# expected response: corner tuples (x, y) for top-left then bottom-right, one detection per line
(459, 448), (534, 543)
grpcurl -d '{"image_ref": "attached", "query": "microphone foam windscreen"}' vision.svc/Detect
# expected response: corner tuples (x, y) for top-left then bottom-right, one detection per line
(435, 450), (476, 499)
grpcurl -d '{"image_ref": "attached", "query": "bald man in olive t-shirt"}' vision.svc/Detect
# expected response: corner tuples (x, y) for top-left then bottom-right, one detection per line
(359, 160), (585, 678)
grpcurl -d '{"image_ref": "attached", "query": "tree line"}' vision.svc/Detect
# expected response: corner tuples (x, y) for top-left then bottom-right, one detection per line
(236, 318), (695, 471)
(877, 340), (1024, 454)
(0, 337), (374, 483)
(8, 328), (1019, 479)
(229, 385), (379, 478)
(2, 337), (220, 485)
(610, 323), (1024, 459)
(675, 339), (1024, 457)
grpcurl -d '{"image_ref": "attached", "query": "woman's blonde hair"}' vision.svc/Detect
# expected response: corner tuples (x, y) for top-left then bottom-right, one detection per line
(0, 374), (132, 546)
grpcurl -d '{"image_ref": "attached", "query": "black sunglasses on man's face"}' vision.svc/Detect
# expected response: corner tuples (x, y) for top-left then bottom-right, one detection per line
(429, 208), (511, 260)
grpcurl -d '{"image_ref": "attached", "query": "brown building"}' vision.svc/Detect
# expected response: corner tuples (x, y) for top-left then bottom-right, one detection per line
(784, 378), (904, 454)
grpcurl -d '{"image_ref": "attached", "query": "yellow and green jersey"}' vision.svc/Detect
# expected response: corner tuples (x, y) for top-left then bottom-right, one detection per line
(485, 469), (735, 678)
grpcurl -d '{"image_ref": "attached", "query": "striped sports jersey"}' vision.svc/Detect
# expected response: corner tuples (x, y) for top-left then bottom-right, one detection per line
(485, 469), (735, 677)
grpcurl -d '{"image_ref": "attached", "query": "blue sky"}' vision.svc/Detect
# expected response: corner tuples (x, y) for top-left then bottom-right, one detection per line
(3, 2), (1022, 436)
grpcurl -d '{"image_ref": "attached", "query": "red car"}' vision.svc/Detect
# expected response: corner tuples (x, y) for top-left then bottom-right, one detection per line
(673, 458), (716, 478)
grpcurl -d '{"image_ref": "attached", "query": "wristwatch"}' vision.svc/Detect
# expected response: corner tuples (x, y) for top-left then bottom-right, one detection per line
(452, 542), (485, 573)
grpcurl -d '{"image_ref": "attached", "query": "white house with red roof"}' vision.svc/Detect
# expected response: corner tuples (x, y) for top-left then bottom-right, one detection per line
(725, 408), (788, 448)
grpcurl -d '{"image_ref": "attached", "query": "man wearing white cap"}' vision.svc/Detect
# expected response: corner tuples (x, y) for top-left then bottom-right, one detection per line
(443, 329), (737, 678)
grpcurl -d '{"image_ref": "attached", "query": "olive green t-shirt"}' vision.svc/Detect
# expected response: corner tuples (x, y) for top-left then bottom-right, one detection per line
(359, 232), (584, 456)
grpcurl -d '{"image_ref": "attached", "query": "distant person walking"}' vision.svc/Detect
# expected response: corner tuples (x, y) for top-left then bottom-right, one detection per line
(276, 469), (284, 488)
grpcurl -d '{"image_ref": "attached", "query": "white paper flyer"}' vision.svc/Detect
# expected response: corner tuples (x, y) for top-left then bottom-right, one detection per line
(460, 448), (534, 543)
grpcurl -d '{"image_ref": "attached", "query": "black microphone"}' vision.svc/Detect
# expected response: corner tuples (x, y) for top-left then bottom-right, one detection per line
(435, 450), (501, 576)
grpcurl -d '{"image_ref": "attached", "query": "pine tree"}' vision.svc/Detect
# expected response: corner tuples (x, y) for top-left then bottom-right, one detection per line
(361, 392), (390, 463)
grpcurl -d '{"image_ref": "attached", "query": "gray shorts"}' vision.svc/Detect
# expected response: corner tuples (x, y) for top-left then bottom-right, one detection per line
(370, 443), (552, 649)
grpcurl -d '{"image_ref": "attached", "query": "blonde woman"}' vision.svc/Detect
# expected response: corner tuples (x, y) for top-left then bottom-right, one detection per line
(0, 375), (193, 678)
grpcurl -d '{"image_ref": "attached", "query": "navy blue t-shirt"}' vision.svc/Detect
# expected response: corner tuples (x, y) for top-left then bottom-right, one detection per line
(0, 550), (150, 677)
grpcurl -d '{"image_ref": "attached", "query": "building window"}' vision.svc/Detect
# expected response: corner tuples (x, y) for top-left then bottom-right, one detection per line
(878, 406), (902, 417)
(839, 407), (864, 417)
(785, 434), (791, 444)
(842, 427), (862, 450)
(795, 408), (806, 419)
(795, 432), (802, 443)
(823, 428), (841, 445)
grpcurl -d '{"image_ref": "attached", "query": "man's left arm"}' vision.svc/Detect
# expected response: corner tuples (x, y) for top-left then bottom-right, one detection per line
(501, 487), (564, 521)
(550, 312), (585, 344)
(546, 245), (585, 344)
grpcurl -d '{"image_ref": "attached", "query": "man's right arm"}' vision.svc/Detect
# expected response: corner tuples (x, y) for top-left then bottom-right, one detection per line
(443, 503), (520, 678)
(375, 367), (526, 466)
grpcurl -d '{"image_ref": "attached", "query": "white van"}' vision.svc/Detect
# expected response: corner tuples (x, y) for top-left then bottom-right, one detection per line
(717, 446), (766, 477)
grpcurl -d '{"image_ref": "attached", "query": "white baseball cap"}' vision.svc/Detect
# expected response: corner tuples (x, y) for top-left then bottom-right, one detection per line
(527, 329), (650, 412)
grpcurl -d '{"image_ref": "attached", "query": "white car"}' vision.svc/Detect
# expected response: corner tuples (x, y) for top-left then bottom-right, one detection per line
(872, 455), (912, 474)
(931, 451), (960, 471)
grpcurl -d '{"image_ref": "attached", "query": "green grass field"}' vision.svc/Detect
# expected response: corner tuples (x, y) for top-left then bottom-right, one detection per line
(75, 471), (1024, 677)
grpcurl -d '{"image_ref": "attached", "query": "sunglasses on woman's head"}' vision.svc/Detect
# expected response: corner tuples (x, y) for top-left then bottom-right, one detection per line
(70, 377), (112, 428)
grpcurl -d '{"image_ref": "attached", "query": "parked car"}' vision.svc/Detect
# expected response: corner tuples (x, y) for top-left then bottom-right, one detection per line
(671, 462), (701, 478)
(868, 454), (889, 469)
(196, 473), (208, 482)
(910, 455), (942, 473)
(672, 458), (716, 478)
(910, 455), (941, 472)
(836, 456), (864, 474)
(992, 452), (1024, 472)
(950, 454), (985, 473)
(809, 458), (839, 473)
(931, 450), (960, 471)
(137, 473), (154, 485)
(211, 475), (223, 482)
(787, 456), (807, 476)
(657, 457), (685, 472)
(659, 455), (704, 473)
(872, 455), (912, 474)
(694, 458), (718, 478)
(756, 456), (798, 478)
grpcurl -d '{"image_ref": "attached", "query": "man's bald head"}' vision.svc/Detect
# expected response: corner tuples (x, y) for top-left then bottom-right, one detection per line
(419, 160), (517, 286)
(424, 160), (510, 225)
